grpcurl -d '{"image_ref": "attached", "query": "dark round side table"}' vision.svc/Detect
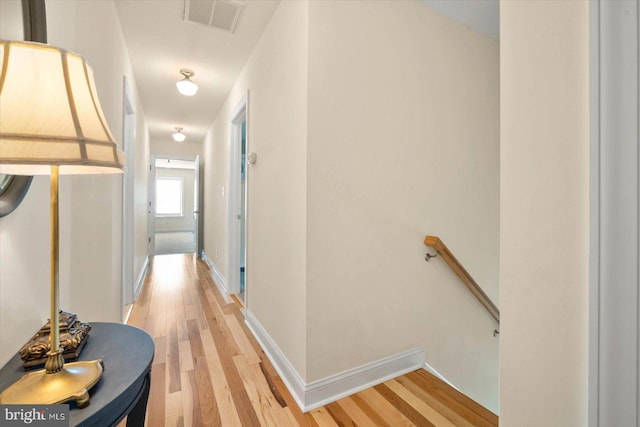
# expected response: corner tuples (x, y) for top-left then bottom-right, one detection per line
(0, 322), (154, 426)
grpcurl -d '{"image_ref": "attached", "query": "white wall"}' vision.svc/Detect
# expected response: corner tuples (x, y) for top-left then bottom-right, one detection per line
(306, 0), (499, 411)
(203, 0), (309, 377)
(155, 167), (196, 232)
(500, 1), (589, 425)
(202, 0), (499, 410)
(151, 139), (203, 160)
(0, 0), (149, 367)
(0, 0), (51, 369)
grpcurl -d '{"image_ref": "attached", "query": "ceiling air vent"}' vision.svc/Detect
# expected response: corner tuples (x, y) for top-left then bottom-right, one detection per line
(182, 0), (245, 33)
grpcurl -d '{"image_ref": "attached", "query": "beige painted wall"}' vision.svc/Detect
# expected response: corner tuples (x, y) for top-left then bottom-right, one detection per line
(151, 139), (203, 160)
(0, 0), (149, 366)
(202, 0), (499, 410)
(0, 0), (52, 369)
(500, 1), (589, 425)
(203, 0), (309, 376)
(306, 1), (499, 411)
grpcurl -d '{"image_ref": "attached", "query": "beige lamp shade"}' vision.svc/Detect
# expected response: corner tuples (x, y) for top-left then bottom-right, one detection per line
(0, 40), (125, 175)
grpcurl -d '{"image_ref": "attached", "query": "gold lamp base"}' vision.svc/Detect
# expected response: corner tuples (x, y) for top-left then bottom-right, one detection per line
(0, 359), (104, 408)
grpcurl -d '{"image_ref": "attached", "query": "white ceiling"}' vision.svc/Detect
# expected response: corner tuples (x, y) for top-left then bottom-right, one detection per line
(114, 0), (279, 145)
(114, 0), (497, 147)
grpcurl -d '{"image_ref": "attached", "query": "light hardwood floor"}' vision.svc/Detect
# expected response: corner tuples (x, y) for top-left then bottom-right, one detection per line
(126, 253), (498, 426)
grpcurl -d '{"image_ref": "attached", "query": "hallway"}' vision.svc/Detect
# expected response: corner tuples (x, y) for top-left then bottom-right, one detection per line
(127, 254), (497, 426)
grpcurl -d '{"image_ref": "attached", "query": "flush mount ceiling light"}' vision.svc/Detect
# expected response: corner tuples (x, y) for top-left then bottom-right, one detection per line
(176, 69), (198, 96)
(172, 127), (186, 142)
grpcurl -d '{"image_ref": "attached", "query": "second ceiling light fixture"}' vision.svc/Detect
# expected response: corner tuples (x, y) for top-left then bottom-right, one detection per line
(172, 127), (186, 142)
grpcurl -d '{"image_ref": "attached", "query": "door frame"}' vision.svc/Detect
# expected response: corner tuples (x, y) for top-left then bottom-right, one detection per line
(589, 1), (640, 425)
(227, 92), (249, 302)
(121, 76), (136, 315)
(149, 154), (200, 256)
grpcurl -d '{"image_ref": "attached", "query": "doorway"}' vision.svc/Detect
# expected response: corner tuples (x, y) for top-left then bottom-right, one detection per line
(149, 155), (200, 256)
(228, 94), (248, 305)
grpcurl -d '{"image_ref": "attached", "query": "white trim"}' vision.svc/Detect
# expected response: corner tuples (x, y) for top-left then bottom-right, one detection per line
(589, 2), (640, 425)
(422, 361), (459, 392)
(201, 251), (232, 304)
(588, 1), (601, 425)
(149, 154), (199, 256)
(245, 310), (306, 410)
(305, 346), (425, 411)
(123, 303), (134, 324)
(245, 310), (425, 412)
(121, 76), (136, 312)
(227, 92), (249, 297)
(133, 256), (149, 301)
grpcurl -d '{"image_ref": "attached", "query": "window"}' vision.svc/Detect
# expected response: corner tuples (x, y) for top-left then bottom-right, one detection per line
(156, 177), (183, 216)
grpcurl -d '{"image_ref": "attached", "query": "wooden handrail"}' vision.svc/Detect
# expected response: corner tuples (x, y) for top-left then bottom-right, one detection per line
(424, 235), (500, 323)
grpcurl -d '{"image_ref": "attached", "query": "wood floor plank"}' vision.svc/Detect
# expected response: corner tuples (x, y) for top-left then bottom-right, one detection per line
(186, 369), (204, 427)
(271, 375), (309, 426)
(304, 411), (322, 427)
(233, 390), (264, 427)
(309, 407), (340, 426)
(165, 391), (183, 427)
(167, 321), (181, 394)
(147, 363), (166, 427)
(374, 383), (436, 426)
(177, 318), (189, 343)
(225, 314), (260, 364)
(335, 396), (378, 427)
(384, 379), (457, 427)
(130, 254), (498, 427)
(350, 393), (394, 427)
(194, 355), (221, 426)
(325, 401), (357, 426)
(153, 336), (167, 366)
(187, 319), (204, 358)
(358, 388), (415, 426)
(259, 362), (287, 408)
(178, 340), (194, 372)
(394, 376), (476, 427)
(406, 371), (498, 426)
(180, 371), (193, 427)
(200, 329), (243, 427)
(233, 353), (292, 427)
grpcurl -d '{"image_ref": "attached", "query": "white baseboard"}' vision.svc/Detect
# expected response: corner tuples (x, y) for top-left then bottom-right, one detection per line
(305, 346), (425, 411)
(423, 361), (459, 392)
(245, 310), (425, 412)
(245, 310), (306, 409)
(201, 251), (232, 304)
(133, 256), (149, 301)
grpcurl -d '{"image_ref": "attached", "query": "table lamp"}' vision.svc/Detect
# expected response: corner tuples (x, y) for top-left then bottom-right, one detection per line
(0, 40), (125, 407)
